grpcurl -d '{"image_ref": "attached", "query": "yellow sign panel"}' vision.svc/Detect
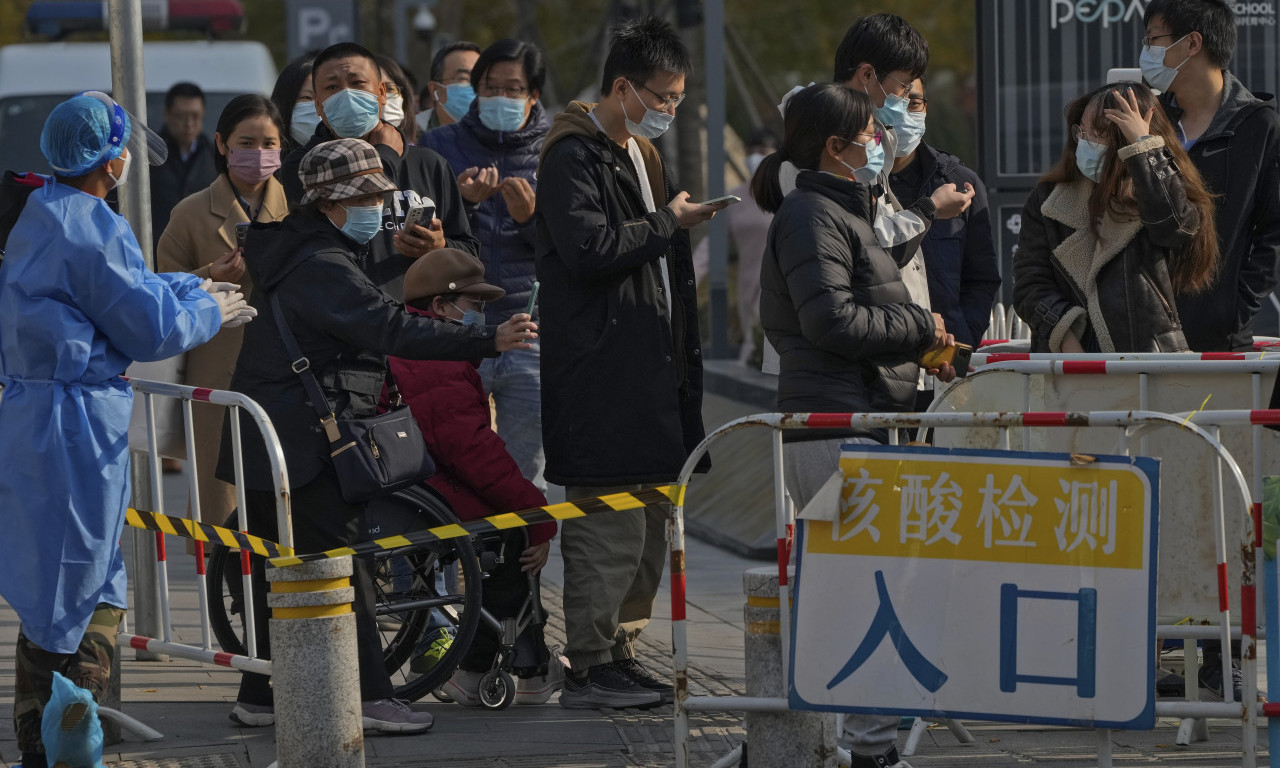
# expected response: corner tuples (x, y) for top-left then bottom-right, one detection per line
(805, 453), (1151, 569)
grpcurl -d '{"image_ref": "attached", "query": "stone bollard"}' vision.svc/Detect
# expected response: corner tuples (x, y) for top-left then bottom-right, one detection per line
(267, 555), (364, 768)
(744, 566), (837, 768)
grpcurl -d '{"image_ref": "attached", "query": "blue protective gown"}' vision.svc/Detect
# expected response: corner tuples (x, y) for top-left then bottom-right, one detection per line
(0, 180), (222, 653)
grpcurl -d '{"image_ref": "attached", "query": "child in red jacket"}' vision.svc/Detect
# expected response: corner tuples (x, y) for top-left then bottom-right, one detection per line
(390, 248), (560, 705)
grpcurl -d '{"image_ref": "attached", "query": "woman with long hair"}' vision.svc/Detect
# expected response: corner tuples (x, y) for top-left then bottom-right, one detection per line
(1014, 81), (1218, 352)
(754, 80), (954, 766)
(157, 94), (289, 528)
(270, 52), (318, 152)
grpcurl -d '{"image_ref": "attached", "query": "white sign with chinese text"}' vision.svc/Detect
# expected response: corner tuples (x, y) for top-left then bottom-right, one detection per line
(789, 445), (1158, 728)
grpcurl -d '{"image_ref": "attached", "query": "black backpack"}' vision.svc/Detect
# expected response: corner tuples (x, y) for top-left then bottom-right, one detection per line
(0, 171), (45, 266)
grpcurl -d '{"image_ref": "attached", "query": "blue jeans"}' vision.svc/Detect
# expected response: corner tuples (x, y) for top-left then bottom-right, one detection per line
(478, 342), (545, 493)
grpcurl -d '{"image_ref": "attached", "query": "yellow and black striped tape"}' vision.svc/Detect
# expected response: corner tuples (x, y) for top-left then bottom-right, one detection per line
(125, 508), (294, 559)
(268, 484), (684, 567)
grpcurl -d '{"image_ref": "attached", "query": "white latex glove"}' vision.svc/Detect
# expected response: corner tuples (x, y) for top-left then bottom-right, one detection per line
(205, 286), (247, 326)
(221, 304), (258, 329)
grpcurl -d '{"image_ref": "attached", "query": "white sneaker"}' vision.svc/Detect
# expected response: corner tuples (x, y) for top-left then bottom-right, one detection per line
(441, 669), (485, 707)
(516, 654), (566, 705)
(229, 702), (274, 727)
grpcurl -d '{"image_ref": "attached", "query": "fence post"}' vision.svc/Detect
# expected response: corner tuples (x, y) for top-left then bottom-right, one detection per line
(267, 555), (364, 768)
(744, 566), (836, 767)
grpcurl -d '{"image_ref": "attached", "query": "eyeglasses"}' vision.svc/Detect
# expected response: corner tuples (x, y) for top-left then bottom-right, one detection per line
(1071, 124), (1107, 144)
(1141, 32), (1181, 47)
(907, 96), (928, 113)
(852, 129), (884, 147)
(633, 81), (686, 110)
(449, 297), (486, 312)
(876, 71), (914, 98)
(479, 82), (530, 99)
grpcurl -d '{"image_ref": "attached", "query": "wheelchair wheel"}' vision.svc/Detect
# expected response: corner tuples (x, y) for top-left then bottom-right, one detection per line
(205, 485), (484, 703)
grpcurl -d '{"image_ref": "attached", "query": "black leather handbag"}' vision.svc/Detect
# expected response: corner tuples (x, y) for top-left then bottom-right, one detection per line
(270, 293), (435, 503)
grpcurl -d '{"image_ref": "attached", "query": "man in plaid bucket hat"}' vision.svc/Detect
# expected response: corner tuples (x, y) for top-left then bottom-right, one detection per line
(217, 136), (538, 734)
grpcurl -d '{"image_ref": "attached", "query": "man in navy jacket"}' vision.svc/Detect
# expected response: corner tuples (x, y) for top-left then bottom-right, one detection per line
(887, 79), (1000, 350)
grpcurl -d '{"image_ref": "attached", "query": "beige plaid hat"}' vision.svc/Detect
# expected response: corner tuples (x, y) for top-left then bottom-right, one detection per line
(299, 138), (398, 204)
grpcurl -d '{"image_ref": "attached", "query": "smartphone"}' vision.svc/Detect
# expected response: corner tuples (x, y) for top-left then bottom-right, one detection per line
(402, 199), (436, 231)
(234, 222), (250, 249)
(920, 342), (973, 378)
(697, 194), (741, 207)
(525, 281), (540, 317)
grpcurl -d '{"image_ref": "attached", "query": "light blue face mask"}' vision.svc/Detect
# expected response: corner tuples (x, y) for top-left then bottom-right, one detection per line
(893, 111), (927, 157)
(839, 136), (886, 184)
(322, 89), (381, 138)
(449, 302), (485, 326)
(337, 203), (385, 244)
(442, 83), (476, 121)
(870, 76), (911, 127)
(1139, 34), (1191, 92)
(291, 101), (322, 146)
(1075, 138), (1108, 182)
(477, 96), (528, 133)
(624, 81), (675, 139)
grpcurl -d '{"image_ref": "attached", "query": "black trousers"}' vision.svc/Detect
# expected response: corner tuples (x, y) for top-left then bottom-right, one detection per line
(459, 530), (549, 675)
(236, 468), (393, 705)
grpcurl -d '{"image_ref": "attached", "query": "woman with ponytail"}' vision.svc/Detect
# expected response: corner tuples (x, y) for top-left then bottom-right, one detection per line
(754, 79), (955, 767)
(1014, 81), (1218, 353)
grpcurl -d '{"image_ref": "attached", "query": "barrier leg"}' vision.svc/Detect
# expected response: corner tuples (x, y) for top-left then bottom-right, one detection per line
(900, 718), (928, 756)
(267, 555), (364, 768)
(744, 566), (836, 767)
(1096, 728), (1112, 768)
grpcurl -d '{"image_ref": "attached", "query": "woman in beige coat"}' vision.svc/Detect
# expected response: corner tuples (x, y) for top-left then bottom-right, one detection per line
(158, 94), (288, 526)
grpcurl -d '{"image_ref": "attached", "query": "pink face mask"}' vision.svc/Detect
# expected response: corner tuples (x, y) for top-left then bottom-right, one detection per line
(227, 148), (282, 185)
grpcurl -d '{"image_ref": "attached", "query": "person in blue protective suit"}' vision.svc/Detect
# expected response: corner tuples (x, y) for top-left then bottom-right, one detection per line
(0, 91), (248, 768)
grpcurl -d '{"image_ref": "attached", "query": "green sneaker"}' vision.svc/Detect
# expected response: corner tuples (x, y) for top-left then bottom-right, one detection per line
(410, 628), (453, 674)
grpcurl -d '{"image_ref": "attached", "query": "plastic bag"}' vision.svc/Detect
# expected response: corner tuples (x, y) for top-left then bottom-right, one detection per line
(40, 672), (103, 768)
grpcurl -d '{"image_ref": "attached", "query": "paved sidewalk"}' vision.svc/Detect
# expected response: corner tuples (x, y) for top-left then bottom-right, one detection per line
(0, 483), (1272, 766)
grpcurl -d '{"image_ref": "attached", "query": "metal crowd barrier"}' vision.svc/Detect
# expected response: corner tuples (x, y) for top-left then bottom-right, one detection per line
(937, 353), (1280, 746)
(120, 377), (293, 677)
(666, 409), (1263, 768)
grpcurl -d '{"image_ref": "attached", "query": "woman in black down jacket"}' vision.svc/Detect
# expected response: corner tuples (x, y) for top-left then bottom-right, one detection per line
(754, 80), (957, 766)
(1014, 82), (1218, 353)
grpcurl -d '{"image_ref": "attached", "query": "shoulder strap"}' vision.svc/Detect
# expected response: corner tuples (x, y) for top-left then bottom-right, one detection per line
(269, 293), (342, 444)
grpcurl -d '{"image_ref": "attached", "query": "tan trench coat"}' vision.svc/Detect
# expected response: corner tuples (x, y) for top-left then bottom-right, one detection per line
(157, 173), (289, 525)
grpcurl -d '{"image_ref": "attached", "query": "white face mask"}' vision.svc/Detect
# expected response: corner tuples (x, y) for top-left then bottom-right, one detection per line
(291, 101), (322, 145)
(383, 94), (405, 127)
(1139, 34), (1192, 92)
(415, 107), (434, 133)
(107, 150), (132, 189)
(893, 111), (927, 157)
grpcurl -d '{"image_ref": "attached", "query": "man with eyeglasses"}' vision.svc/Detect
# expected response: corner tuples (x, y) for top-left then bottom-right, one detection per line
(150, 82), (217, 249)
(1142, 0), (1280, 705)
(536, 15), (724, 710)
(888, 78), (1001, 357)
(421, 38), (553, 514)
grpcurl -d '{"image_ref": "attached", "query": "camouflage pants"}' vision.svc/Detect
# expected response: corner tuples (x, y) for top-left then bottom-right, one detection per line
(13, 603), (125, 756)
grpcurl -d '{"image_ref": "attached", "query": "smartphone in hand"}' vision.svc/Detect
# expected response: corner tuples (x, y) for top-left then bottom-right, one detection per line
(525, 281), (540, 317)
(920, 342), (973, 378)
(235, 222), (250, 250)
(696, 194), (741, 207)
(402, 198), (436, 231)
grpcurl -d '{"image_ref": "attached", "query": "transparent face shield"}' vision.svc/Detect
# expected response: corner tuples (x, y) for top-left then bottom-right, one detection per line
(79, 90), (168, 168)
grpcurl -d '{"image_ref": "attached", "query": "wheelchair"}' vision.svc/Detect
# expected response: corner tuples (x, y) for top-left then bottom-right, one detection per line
(206, 484), (549, 709)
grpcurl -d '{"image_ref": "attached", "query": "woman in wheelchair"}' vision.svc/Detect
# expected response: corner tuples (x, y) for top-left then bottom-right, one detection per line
(390, 248), (562, 706)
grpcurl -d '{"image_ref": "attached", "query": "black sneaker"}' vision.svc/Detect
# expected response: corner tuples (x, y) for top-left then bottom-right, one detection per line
(613, 658), (674, 704)
(849, 746), (912, 768)
(1200, 657), (1245, 701)
(1156, 668), (1185, 698)
(559, 663), (662, 709)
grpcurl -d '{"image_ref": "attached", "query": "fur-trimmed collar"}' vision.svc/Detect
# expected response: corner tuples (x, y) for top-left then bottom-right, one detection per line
(1040, 179), (1142, 353)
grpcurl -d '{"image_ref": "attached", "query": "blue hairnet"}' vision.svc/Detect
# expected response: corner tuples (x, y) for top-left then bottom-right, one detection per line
(40, 94), (131, 177)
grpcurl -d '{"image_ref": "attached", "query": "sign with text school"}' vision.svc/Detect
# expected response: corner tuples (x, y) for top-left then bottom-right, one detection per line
(789, 445), (1158, 729)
